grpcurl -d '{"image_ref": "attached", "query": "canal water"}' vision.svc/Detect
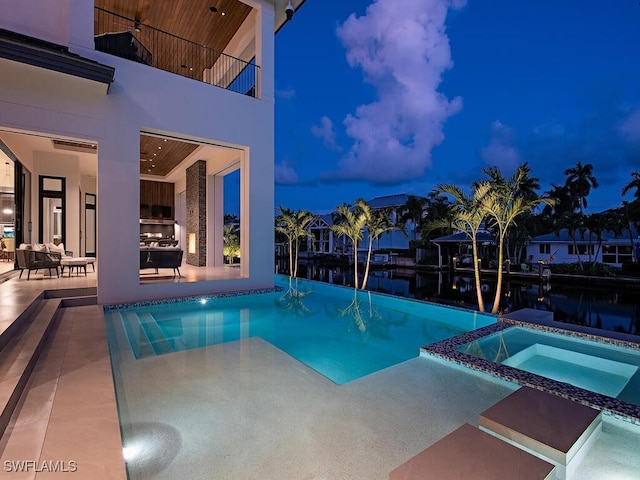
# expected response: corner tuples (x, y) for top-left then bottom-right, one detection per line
(285, 263), (640, 337)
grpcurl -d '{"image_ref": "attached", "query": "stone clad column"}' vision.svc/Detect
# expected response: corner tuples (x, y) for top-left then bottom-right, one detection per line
(186, 160), (206, 266)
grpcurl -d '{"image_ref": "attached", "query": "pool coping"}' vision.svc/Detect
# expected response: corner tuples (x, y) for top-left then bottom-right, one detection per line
(102, 287), (282, 311)
(421, 310), (640, 425)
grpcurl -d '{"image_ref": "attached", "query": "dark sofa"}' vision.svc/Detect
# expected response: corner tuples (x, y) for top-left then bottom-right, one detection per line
(140, 248), (183, 277)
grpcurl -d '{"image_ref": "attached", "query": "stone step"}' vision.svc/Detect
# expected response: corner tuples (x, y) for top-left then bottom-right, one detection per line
(389, 423), (556, 480)
(119, 311), (155, 359)
(137, 312), (174, 356)
(479, 386), (602, 480)
(0, 298), (61, 437)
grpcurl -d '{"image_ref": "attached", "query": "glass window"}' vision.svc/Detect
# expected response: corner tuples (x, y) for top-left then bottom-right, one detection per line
(539, 244), (551, 254)
(602, 245), (615, 263)
(568, 244), (593, 255)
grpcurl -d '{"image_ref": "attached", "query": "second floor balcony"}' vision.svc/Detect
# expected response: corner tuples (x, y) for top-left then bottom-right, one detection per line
(94, 5), (259, 98)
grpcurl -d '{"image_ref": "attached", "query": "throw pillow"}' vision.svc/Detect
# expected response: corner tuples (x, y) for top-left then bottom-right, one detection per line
(34, 243), (49, 252)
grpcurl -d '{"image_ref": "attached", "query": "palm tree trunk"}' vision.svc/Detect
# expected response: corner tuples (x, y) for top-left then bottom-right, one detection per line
(491, 233), (506, 314)
(361, 238), (374, 290)
(352, 241), (359, 289)
(288, 236), (294, 277)
(471, 234), (485, 312)
(293, 239), (299, 277)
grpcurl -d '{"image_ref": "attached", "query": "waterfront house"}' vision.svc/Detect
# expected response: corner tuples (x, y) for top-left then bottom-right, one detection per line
(526, 227), (640, 268)
(0, 0), (305, 304)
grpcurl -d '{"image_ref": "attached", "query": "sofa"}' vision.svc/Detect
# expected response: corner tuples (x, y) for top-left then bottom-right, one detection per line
(140, 247), (183, 277)
(16, 243), (72, 279)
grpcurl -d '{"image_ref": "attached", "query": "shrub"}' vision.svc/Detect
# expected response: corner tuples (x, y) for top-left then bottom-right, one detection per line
(547, 262), (617, 277)
(621, 261), (640, 277)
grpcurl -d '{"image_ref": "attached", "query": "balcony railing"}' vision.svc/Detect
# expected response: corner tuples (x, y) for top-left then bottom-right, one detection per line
(94, 7), (259, 97)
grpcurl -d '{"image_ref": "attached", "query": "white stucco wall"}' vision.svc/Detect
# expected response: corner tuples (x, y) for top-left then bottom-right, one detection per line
(0, 1), (277, 303)
(0, 0), (71, 46)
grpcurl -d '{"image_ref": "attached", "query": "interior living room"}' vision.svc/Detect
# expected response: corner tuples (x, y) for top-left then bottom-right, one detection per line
(0, 0), (301, 304)
(0, 130), (246, 285)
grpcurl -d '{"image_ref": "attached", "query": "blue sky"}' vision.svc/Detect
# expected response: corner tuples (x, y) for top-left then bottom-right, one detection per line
(272, 0), (640, 215)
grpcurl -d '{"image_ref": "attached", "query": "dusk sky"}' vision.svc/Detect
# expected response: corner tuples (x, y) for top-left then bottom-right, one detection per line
(273, 0), (640, 215)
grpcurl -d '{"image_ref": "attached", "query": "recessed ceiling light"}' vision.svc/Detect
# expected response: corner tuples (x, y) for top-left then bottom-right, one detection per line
(158, 146), (162, 149)
(221, 11), (226, 16)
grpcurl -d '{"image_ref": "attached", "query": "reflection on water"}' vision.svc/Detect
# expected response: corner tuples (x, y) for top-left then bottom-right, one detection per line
(288, 264), (640, 336)
(325, 288), (409, 337)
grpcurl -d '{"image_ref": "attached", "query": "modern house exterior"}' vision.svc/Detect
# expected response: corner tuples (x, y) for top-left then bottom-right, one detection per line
(0, 0), (305, 304)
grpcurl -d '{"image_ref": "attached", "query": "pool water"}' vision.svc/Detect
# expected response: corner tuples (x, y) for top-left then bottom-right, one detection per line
(460, 327), (640, 406)
(106, 276), (494, 384)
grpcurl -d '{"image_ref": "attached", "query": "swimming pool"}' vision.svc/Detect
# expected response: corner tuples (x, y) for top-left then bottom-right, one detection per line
(459, 327), (640, 406)
(105, 276), (495, 384)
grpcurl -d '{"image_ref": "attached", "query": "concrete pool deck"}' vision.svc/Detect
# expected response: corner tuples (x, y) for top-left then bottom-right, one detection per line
(1, 276), (640, 478)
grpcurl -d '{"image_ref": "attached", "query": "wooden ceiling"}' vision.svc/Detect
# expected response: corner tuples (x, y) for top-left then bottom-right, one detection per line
(95, 0), (252, 54)
(140, 135), (199, 177)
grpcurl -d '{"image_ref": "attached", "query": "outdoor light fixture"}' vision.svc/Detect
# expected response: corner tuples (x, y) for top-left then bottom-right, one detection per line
(285, 1), (294, 21)
(134, 20), (141, 32)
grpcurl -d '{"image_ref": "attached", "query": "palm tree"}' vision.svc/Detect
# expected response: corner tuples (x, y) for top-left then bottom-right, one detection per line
(483, 163), (542, 261)
(564, 161), (598, 214)
(621, 172), (640, 258)
(482, 165), (555, 314)
(359, 201), (397, 290)
(621, 171), (640, 200)
(427, 182), (491, 312)
(222, 224), (240, 264)
(275, 206), (314, 278)
(399, 195), (426, 240)
(331, 202), (367, 289)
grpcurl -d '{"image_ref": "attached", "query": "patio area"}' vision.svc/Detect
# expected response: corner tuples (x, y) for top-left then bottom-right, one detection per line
(0, 269), (639, 478)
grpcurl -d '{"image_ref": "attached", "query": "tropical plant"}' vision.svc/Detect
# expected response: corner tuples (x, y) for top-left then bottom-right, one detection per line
(331, 202), (367, 288)
(427, 182), (492, 312)
(359, 201), (400, 290)
(222, 223), (240, 264)
(481, 164), (555, 314)
(482, 163), (543, 261)
(555, 211), (587, 270)
(275, 206), (315, 278)
(399, 195), (427, 240)
(564, 161), (598, 214)
(621, 171), (640, 200)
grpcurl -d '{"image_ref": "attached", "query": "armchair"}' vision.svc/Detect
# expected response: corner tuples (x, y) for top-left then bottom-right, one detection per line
(16, 245), (61, 279)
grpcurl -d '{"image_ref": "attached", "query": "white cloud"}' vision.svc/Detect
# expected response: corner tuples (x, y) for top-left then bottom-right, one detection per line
(276, 88), (296, 99)
(619, 109), (640, 142)
(480, 120), (521, 173)
(311, 116), (341, 151)
(325, 0), (464, 184)
(275, 161), (299, 185)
